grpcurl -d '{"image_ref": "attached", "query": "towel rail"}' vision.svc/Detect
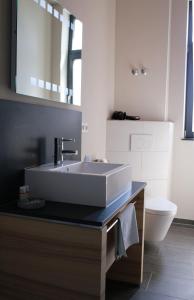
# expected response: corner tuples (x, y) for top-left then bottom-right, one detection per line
(107, 219), (118, 233)
(106, 201), (136, 233)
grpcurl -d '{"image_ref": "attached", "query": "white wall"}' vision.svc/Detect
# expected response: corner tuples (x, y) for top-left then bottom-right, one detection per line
(115, 0), (194, 220)
(168, 0), (194, 220)
(115, 0), (171, 121)
(60, 0), (116, 159)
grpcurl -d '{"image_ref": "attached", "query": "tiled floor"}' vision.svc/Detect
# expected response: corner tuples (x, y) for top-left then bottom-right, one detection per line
(106, 224), (194, 300)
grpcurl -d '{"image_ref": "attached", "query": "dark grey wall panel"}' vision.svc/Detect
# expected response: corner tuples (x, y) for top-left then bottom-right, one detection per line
(0, 99), (82, 203)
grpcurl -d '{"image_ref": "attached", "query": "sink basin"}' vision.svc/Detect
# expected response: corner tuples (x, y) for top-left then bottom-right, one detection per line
(25, 161), (132, 207)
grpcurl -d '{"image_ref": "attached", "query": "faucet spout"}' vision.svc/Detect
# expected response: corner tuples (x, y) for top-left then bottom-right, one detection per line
(54, 137), (78, 166)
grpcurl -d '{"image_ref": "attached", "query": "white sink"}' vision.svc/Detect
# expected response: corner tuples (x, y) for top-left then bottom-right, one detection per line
(25, 161), (132, 207)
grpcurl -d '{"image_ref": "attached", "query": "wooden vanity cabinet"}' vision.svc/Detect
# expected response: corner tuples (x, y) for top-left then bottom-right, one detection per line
(0, 189), (145, 300)
(106, 189), (145, 285)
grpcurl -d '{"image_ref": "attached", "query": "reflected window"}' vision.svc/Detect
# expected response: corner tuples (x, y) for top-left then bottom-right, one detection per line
(67, 15), (82, 105)
(72, 19), (83, 50)
(73, 59), (82, 105)
(11, 0), (83, 106)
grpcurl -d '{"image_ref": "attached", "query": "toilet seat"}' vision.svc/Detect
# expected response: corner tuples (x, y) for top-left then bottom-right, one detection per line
(145, 197), (177, 216)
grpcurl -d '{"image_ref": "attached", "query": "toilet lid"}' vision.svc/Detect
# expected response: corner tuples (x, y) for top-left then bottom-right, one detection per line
(145, 197), (177, 216)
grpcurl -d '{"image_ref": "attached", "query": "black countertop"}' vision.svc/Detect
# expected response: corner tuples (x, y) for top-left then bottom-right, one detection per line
(0, 182), (146, 227)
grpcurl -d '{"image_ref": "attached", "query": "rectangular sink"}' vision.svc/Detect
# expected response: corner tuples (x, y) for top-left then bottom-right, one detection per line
(25, 161), (132, 207)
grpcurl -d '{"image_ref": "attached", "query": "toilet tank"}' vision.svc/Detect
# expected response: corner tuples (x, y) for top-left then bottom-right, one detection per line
(106, 120), (174, 200)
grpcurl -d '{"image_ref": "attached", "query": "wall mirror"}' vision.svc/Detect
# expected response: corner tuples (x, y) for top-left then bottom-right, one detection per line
(11, 0), (83, 106)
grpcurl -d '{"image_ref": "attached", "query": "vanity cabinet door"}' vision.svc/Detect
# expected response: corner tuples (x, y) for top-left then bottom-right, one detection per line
(0, 216), (106, 300)
(106, 189), (145, 285)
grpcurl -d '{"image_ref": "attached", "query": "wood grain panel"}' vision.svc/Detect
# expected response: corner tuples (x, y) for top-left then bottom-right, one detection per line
(0, 187), (145, 298)
(0, 271), (104, 300)
(0, 216), (106, 300)
(107, 190), (145, 285)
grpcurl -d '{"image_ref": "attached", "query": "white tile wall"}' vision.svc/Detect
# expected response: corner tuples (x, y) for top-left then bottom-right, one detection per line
(106, 124), (130, 151)
(106, 121), (174, 200)
(106, 151), (141, 180)
(141, 152), (170, 180)
(106, 120), (144, 151)
(144, 180), (169, 199)
(131, 134), (153, 152)
(141, 122), (174, 151)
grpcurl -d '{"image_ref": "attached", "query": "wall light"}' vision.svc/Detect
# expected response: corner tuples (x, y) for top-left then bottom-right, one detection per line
(131, 68), (139, 76)
(141, 66), (147, 76)
(131, 66), (148, 76)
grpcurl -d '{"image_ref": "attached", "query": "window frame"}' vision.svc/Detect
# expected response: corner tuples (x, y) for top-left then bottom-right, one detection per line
(185, 1), (194, 139)
(67, 15), (82, 104)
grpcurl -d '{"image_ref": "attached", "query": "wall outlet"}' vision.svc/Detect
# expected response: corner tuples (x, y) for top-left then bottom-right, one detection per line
(82, 122), (88, 133)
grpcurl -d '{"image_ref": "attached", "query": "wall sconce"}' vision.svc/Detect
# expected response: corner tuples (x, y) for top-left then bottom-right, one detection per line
(131, 68), (139, 76)
(141, 66), (147, 76)
(131, 66), (148, 76)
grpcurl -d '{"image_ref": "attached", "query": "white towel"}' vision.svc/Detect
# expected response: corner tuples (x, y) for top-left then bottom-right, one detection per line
(116, 203), (139, 259)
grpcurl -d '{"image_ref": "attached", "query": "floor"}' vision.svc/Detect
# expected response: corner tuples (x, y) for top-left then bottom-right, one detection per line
(107, 224), (194, 300)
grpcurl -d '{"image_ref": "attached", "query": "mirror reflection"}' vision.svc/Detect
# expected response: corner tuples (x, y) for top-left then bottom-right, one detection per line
(13, 0), (83, 106)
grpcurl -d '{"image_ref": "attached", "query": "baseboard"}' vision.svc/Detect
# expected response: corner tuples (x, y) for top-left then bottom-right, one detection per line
(173, 218), (194, 227)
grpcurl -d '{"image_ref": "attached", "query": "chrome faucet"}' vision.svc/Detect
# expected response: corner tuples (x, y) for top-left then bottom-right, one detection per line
(54, 137), (78, 166)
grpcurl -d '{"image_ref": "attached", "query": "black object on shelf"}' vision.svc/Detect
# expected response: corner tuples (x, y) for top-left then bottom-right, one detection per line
(111, 111), (140, 121)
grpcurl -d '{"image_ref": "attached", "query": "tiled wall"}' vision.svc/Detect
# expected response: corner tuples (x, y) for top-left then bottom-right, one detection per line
(106, 120), (174, 200)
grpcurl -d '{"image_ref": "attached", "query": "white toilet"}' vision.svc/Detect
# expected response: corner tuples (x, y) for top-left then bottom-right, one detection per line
(145, 197), (177, 242)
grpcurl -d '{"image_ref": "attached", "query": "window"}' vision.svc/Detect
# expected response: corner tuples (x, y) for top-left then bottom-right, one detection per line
(185, 1), (194, 138)
(67, 15), (82, 105)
